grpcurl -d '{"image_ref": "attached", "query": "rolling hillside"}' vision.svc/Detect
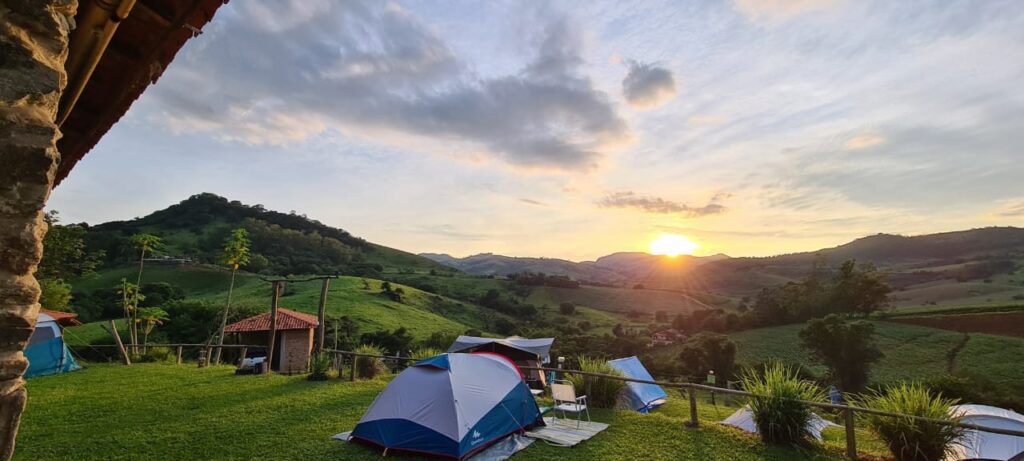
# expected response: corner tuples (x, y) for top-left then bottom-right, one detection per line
(68, 265), (505, 340)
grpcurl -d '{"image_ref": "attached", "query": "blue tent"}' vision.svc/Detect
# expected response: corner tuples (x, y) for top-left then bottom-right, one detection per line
(351, 353), (544, 459)
(608, 356), (667, 413)
(25, 312), (81, 378)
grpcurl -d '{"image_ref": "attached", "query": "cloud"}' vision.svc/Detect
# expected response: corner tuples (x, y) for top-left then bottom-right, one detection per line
(519, 198), (547, 206)
(996, 201), (1024, 217)
(597, 191), (726, 217)
(147, 1), (630, 171)
(844, 133), (885, 151)
(732, 0), (843, 22)
(621, 61), (677, 109)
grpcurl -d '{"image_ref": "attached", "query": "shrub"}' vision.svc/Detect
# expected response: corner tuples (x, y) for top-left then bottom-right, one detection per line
(132, 347), (173, 363)
(308, 352), (332, 381)
(354, 344), (386, 379)
(559, 302), (576, 315)
(410, 347), (444, 360)
(565, 356), (625, 408)
(857, 383), (966, 461)
(740, 362), (826, 446)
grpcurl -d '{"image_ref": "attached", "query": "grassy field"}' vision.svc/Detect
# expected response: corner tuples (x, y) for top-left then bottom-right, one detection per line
(16, 363), (868, 461)
(651, 322), (1024, 397)
(69, 266), (510, 339)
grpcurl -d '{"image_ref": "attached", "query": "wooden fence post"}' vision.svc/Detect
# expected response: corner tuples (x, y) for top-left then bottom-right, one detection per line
(687, 386), (699, 427)
(237, 347), (247, 369)
(844, 408), (857, 460)
(350, 353), (356, 382)
(176, 346), (183, 364)
(107, 320), (131, 366)
(266, 281), (281, 374)
(198, 348), (207, 368)
(315, 277), (330, 354)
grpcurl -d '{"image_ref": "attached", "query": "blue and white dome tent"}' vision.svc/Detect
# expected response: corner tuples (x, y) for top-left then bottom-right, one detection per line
(607, 356), (668, 413)
(351, 353), (544, 459)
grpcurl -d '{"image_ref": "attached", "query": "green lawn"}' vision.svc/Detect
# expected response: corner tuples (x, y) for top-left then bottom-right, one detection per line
(17, 364), (861, 460)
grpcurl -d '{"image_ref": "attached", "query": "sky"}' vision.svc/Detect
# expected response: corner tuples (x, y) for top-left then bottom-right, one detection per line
(49, 0), (1024, 261)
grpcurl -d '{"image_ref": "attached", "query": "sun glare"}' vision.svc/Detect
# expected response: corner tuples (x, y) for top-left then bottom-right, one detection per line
(649, 234), (699, 257)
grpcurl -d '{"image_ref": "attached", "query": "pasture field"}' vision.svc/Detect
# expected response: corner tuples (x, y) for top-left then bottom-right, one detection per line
(17, 363), (873, 461)
(526, 285), (720, 315)
(650, 321), (1024, 398)
(69, 266), (508, 339)
(888, 311), (1024, 338)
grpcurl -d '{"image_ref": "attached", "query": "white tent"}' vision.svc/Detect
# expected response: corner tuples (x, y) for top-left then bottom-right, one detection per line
(720, 405), (839, 440)
(947, 404), (1024, 461)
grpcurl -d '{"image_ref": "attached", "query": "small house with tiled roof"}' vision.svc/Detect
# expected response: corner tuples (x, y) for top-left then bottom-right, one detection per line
(225, 308), (319, 374)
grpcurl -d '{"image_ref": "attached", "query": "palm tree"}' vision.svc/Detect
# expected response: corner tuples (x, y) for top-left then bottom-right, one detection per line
(135, 307), (169, 353)
(213, 228), (250, 364)
(117, 279), (144, 353)
(128, 233), (161, 353)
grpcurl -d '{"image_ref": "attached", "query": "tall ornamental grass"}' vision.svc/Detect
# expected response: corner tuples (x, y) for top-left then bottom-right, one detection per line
(857, 383), (966, 461)
(354, 344), (386, 379)
(307, 352), (332, 381)
(740, 361), (826, 446)
(565, 356), (625, 408)
(411, 347), (444, 360)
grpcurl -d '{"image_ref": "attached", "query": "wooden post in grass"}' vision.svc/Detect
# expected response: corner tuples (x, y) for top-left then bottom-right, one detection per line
(176, 346), (183, 364)
(350, 353), (356, 382)
(315, 277), (330, 355)
(265, 281), (281, 374)
(237, 347), (247, 370)
(687, 387), (699, 427)
(108, 320), (131, 366)
(844, 408), (857, 460)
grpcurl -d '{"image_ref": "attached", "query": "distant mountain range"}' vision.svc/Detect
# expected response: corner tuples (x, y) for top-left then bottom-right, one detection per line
(423, 227), (1024, 295)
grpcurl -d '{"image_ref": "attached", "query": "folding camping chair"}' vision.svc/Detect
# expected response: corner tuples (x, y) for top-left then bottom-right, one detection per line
(551, 380), (591, 429)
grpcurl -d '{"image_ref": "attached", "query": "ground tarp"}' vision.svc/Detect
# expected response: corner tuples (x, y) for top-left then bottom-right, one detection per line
(719, 405), (838, 440)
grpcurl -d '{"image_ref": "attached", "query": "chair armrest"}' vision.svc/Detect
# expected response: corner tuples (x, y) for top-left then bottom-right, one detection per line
(576, 395), (587, 402)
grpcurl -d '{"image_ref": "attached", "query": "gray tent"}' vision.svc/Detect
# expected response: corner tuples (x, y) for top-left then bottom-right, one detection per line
(447, 336), (553, 362)
(447, 336), (554, 388)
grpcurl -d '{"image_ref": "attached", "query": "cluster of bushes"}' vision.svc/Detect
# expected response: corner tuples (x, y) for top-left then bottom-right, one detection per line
(741, 362), (968, 461)
(478, 289), (538, 318)
(565, 356), (626, 408)
(508, 272), (580, 288)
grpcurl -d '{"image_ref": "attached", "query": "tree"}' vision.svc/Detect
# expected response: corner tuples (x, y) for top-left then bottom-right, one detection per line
(213, 228), (250, 364)
(136, 307), (169, 351)
(559, 302), (576, 315)
(654, 310), (669, 323)
(37, 211), (103, 281)
(677, 332), (737, 381)
(37, 279), (72, 311)
(128, 233), (162, 351)
(799, 314), (883, 391)
(828, 260), (891, 316)
(117, 279), (144, 353)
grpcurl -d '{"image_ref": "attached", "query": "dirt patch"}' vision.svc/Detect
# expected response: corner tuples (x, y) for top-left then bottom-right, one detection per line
(890, 312), (1024, 338)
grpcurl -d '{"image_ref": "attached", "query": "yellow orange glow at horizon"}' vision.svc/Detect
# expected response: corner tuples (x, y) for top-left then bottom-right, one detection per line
(650, 234), (700, 257)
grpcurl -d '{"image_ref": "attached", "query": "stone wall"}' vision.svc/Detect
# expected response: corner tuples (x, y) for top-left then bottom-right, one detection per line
(0, 1), (77, 459)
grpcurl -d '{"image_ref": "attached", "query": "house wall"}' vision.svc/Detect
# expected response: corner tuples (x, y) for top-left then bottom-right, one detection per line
(279, 329), (312, 374)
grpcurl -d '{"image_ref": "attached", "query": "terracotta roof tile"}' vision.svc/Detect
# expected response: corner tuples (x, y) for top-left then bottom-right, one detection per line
(40, 309), (82, 326)
(224, 308), (319, 333)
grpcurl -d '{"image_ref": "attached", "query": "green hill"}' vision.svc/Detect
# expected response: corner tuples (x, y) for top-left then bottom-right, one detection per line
(80, 193), (451, 277)
(68, 265), (506, 341)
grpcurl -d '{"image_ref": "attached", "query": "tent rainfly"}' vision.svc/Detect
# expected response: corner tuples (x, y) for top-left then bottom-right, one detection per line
(607, 356), (668, 413)
(948, 404), (1024, 461)
(447, 336), (554, 362)
(720, 405), (839, 440)
(350, 353), (544, 459)
(25, 312), (81, 378)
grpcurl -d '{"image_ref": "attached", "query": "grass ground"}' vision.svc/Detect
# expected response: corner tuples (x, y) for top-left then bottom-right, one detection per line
(649, 322), (1024, 397)
(17, 363), (867, 461)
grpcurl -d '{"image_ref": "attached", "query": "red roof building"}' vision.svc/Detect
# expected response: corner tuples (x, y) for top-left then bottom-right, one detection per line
(224, 308), (319, 333)
(39, 309), (82, 327)
(224, 309), (319, 374)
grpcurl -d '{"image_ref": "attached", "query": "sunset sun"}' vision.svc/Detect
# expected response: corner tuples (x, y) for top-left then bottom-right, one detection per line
(649, 234), (699, 257)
